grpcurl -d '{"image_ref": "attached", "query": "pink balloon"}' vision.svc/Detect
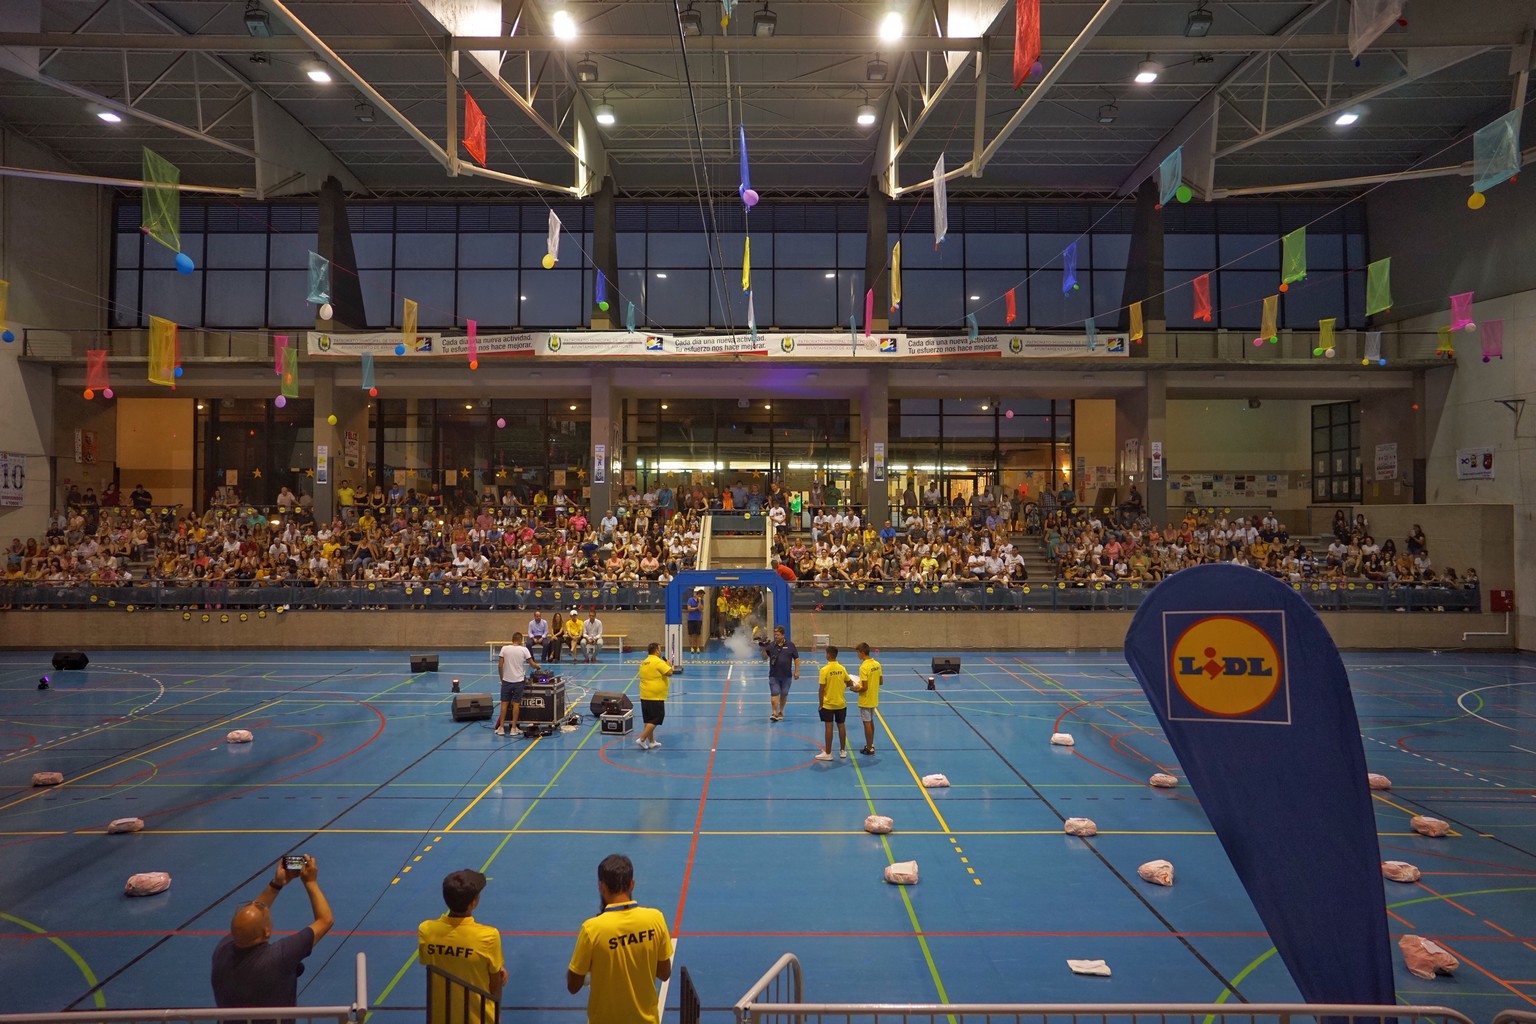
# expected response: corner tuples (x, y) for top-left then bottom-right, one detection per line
(496, 417), (507, 429)
(1004, 409), (1014, 418)
(274, 395), (287, 408)
(743, 188), (759, 208)
(103, 388), (114, 399)
(1252, 337), (1264, 347)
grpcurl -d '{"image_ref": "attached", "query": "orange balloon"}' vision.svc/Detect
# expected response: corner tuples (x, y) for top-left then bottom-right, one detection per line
(83, 388), (95, 400)
(1467, 192), (1486, 210)
(469, 360), (479, 370)
(1278, 282), (1289, 292)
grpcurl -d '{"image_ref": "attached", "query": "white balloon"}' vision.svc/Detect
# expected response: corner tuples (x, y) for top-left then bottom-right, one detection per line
(319, 302), (334, 320)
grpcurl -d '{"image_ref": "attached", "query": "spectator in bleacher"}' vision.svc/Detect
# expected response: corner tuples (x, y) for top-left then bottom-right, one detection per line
(1407, 525), (1427, 555)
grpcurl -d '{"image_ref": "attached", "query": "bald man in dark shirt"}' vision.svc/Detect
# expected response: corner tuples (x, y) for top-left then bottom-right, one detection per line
(210, 856), (335, 1024)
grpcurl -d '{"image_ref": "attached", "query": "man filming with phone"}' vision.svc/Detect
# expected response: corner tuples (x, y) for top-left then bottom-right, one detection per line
(211, 854), (334, 1020)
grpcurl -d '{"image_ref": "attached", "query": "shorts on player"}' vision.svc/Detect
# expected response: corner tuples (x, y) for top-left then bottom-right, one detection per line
(641, 699), (666, 726)
(818, 707), (847, 723)
(769, 675), (792, 697)
(858, 706), (875, 723)
(500, 679), (526, 703)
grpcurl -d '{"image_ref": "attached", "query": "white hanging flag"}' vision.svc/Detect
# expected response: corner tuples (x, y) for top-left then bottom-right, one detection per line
(747, 289), (757, 344)
(1348, 0), (1405, 59)
(932, 154), (948, 250)
(546, 209), (562, 264)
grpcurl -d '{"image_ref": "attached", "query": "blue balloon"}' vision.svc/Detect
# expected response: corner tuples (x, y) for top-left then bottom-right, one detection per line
(394, 343), (407, 355)
(174, 365), (184, 378)
(174, 252), (195, 274)
(1, 329), (13, 343)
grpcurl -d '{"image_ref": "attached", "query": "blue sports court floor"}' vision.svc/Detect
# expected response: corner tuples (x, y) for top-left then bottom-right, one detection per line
(1, 644), (1533, 1020)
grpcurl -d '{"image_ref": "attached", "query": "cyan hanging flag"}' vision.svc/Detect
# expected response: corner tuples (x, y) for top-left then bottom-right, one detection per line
(625, 300), (636, 333)
(360, 352), (375, 391)
(1157, 147), (1182, 207)
(1472, 109), (1522, 194)
(307, 252), (331, 304)
(1085, 316), (1097, 351)
(965, 312), (977, 341)
(1062, 242), (1079, 295)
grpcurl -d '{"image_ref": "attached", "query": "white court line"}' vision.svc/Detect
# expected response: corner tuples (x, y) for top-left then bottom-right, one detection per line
(1455, 681), (1536, 733)
(656, 939), (678, 1023)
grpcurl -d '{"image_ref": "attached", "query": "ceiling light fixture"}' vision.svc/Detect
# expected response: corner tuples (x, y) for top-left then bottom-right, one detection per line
(879, 10), (904, 42)
(856, 102), (877, 126)
(866, 56), (889, 82)
(1134, 58), (1160, 84)
(969, 294), (980, 301)
(679, 3), (703, 36)
(303, 60), (332, 83)
(354, 101), (375, 123)
(575, 53), (599, 82)
(1334, 110), (1360, 126)
(244, 0), (272, 37)
(551, 9), (577, 40)
(656, 272), (668, 279)
(1184, 2), (1213, 38)
(1097, 101), (1119, 124)
(753, 2), (777, 38)
(96, 109), (123, 123)
(824, 272), (836, 279)
(595, 102), (616, 125)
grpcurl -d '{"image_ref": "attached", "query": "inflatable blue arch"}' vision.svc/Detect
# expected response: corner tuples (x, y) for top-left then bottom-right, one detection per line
(664, 569), (792, 670)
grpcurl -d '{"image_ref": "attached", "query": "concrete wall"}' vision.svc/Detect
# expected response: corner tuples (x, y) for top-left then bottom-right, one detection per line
(1165, 397), (1312, 521)
(117, 397), (196, 509)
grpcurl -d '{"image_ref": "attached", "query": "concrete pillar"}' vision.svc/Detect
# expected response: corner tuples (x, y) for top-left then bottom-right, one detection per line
(1115, 384), (1148, 507)
(864, 177), (890, 331)
(313, 366), (370, 524)
(589, 367), (615, 515)
(862, 367), (890, 526)
(1144, 371), (1168, 525)
(316, 176), (367, 329)
(1121, 178), (1165, 358)
(591, 176), (618, 329)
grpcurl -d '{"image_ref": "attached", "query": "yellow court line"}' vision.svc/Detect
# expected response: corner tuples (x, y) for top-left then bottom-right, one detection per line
(0, 700), (281, 815)
(3, 826), (1230, 838)
(440, 736), (544, 832)
(1371, 792), (1464, 836)
(876, 709), (953, 834)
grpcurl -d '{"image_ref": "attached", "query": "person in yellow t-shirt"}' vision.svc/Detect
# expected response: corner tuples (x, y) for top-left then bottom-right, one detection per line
(854, 642), (883, 756)
(567, 854), (673, 1024)
(813, 645), (853, 761)
(635, 643), (672, 750)
(418, 869), (505, 1024)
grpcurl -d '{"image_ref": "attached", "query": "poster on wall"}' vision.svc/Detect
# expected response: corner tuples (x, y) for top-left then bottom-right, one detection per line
(343, 430), (360, 469)
(1150, 441), (1164, 481)
(1374, 442), (1398, 481)
(315, 445), (329, 485)
(872, 441), (885, 483)
(593, 443), (606, 485)
(1456, 447), (1495, 480)
(0, 451), (25, 507)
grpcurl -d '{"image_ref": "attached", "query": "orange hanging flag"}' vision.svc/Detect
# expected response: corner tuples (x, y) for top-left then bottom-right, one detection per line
(463, 91), (487, 167)
(1129, 301), (1144, 342)
(1192, 274), (1212, 322)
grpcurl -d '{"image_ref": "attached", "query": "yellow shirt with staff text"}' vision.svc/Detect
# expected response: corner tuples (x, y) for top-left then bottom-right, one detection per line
(568, 902), (673, 1024)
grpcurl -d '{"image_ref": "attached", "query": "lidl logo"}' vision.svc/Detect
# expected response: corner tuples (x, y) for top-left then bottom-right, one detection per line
(879, 337), (898, 353)
(547, 334), (562, 352)
(645, 336), (664, 352)
(781, 336), (795, 353)
(1009, 336), (1023, 353)
(1164, 611), (1290, 723)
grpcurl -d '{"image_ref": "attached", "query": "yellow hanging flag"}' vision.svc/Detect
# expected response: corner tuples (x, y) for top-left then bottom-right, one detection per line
(1260, 294), (1278, 342)
(1129, 301), (1144, 342)
(890, 241), (902, 311)
(0, 278), (9, 329)
(402, 298), (418, 347)
(148, 316), (178, 386)
(742, 236), (751, 292)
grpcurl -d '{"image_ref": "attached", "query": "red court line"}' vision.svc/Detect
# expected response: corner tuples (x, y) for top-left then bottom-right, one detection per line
(671, 674), (731, 935)
(1429, 938), (1536, 1009)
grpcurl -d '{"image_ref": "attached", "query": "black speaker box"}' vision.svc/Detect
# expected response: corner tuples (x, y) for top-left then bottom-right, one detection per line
(52, 651), (89, 670)
(411, 655), (439, 673)
(589, 690), (634, 716)
(452, 693), (494, 721)
(931, 656), (961, 675)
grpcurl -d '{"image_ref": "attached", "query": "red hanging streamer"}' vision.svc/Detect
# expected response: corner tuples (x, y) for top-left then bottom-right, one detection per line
(1005, 288), (1018, 324)
(463, 91), (487, 167)
(1192, 273), (1212, 322)
(1013, 0), (1042, 91)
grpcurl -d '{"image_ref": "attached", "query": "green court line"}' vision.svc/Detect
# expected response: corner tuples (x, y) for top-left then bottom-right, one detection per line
(0, 910), (107, 1008)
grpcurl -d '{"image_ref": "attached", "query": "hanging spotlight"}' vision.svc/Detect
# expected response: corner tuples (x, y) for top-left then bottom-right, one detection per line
(1334, 110), (1360, 126)
(1097, 102), (1119, 124)
(93, 107), (123, 124)
(1184, 2), (1213, 38)
(551, 9), (578, 39)
(679, 3), (703, 36)
(244, 0), (272, 37)
(303, 60), (333, 83)
(1134, 58), (1160, 84)
(354, 101), (376, 123)
(753, 2), (777, 37)
(595, 102), (616, 125)
(866, 56), (889, 82)
(879, 10), (904, 41)
(856, 103), (877, 126)
(575, 54), (599, 82)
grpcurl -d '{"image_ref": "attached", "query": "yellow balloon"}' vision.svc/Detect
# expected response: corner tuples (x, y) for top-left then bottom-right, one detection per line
(1467, 192), (1486, 210)
(541, 253), (556, 269)
(327, 414), (338, 425)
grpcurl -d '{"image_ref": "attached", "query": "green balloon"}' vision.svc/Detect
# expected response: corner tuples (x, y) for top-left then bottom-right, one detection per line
(1175, 184), (1193, 203)
(598, 300), (610, 311)
(1072, 283), (1080, 291)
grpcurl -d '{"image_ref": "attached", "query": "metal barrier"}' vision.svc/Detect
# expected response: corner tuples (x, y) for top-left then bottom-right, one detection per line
(734, 952), (1478, 1024)
(1492, 1013), (1536, 1024)
(422, 962), (498, 1024)
(0, 952), (367, 1024)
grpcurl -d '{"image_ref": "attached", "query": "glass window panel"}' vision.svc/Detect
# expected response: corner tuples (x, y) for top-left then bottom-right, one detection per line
(459, 269), (520, 326)
(616, 231), (646, 267)
(1028, 233), (1083, 270)
(838, 232), (867, 267)
(141, 270), (203, 326)
(647, 268), (710, 326)
(1345, 269), (1365, 329)
(834, 270), (869, 327)
(112, 271), (139, 327)
(1306, 232), (1344, 269)
(896, 234), (959, 269)
(773, 268), (838, 326)
(1347, 232), (1366, 267)
(519, 269), (582, 326)
(268, 269), (311, 326)
(722, 233), (772, 278)
(269, 233), (317, 269)
(773, 232), (835, 267)
(965, 234), (1026, 268)
(358, 270), (393, 326)
(965, 270), (1026, 329)
(1280, 274), (1345, 329)
(116, 233), (141, 269)
(206, 233), (267, 269)
(1092, 233), (1131, 270)
(459, 234), (519, 268)
(1216, 271), (1271, 330)
(648, 232), (711, 267)
(394, 270), (455, 326)
(899, 269), (963, 328)
(1028, 273), (1090, 330)
(207, 270), (268, 326)
(1331, 424), (1350, 449)
(1164, 233), (1215, 269)
(144, 233), (201, 269)
(395, 233), (456, 269)
(1220, 233), (1279, 271)
(352, 234), (394, 269)
(714, 273), (771, 330)
(998, 408), (1051, 438)
(616, 269), (648, 326)
(1312, 405), (1330, 428)
(1089, 270), (1123, 319)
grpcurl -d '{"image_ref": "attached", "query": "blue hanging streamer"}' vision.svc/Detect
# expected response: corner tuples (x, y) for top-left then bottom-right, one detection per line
(739, 124), (752, 199)
(965, 312), (978, 341)
(625, 301), (636, 333)
(595, 270), (607, 308)
(1085, 316), (1097, 351)
(1062, 242), (1078, 295)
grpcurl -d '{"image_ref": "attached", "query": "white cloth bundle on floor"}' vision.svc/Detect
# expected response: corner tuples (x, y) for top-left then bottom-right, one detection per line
(226, 730), (254, 744)
(1411, 815), (1450, 837)
(108, 818), (145, 834)
(1367, 773), (1392, 790)
(31, 772), (63, 787)
(864, 815), (894, 834)
(1050, 732), (1075, 746)
(125, 872), (171, 896)
(1399, 935), (1458, 979)
(1138, 859), (1174, 886)
(1063, 817), (1097, 837)
(1149, 773), (1179, 788)
(1066, 959), (1112, 977)
(884, 860), (919, 885)
(1382, 860), (1421, 883)
(920, 774), (950, 788)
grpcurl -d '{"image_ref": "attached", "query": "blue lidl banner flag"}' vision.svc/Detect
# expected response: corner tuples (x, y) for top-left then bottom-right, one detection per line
(1123, 564), (1394, 1006)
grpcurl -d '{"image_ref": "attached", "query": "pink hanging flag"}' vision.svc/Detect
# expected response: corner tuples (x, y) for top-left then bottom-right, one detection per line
(274, 334), (289, 377)
(1192, 274), (1212, 322)
(864, 289), (874, 337)
(467, 320), (479, 367)
(1449, 292), (1475, 332)
(86, 349), (111, 391)
(1005, 288), (1017, 324)
(1479, 319), (1504, 361)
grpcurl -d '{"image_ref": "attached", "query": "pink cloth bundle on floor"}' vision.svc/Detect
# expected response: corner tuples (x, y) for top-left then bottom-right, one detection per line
(125, 872), (171, 896)
(226, 730), (254, 743)
(921, 774), (950, 788)
(1063, 818), (1097, 837)
(1050, 732), (1075, 746)
(1138, 860), (1174, 886)
(1382, 860), (1420, 883)
(1367, 773), (1392, 790)
(884, 861), (919, 885)
(864, 815), (893, 834)
(1149, 773), (1178, 788)
(1399, 935), (1457, 979)
(32, 772), (63, 787)
(1411, 816), (1450, 837)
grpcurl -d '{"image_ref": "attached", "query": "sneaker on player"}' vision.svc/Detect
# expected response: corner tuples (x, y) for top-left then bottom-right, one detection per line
(814, 752), (834, 761)
(636, 738), (650, 750)
(839, 748), (848, 759)
(495, 727), (506, 736)
(648, 739), (662, 749)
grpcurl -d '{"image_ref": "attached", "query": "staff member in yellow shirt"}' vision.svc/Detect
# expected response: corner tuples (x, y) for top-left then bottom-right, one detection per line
(418, 869), (505, 1024)
(636, 642), (672, 751)
(813, 645), (853, 761)
(854, 641), (883, 756)
(567, 854), (673, 1024)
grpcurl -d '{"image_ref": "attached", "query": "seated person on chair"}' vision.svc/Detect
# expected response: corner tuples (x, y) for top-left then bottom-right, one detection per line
(581, 609), (604, 662)
(562, 610), (583, 657)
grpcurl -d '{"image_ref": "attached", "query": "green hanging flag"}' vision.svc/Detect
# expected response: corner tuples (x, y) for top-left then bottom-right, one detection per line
(141, 147), (181, 254)
(1365, 257), (1392, 316)
(1280, 227), (1306, 288)
(281, 340), (299, 399)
